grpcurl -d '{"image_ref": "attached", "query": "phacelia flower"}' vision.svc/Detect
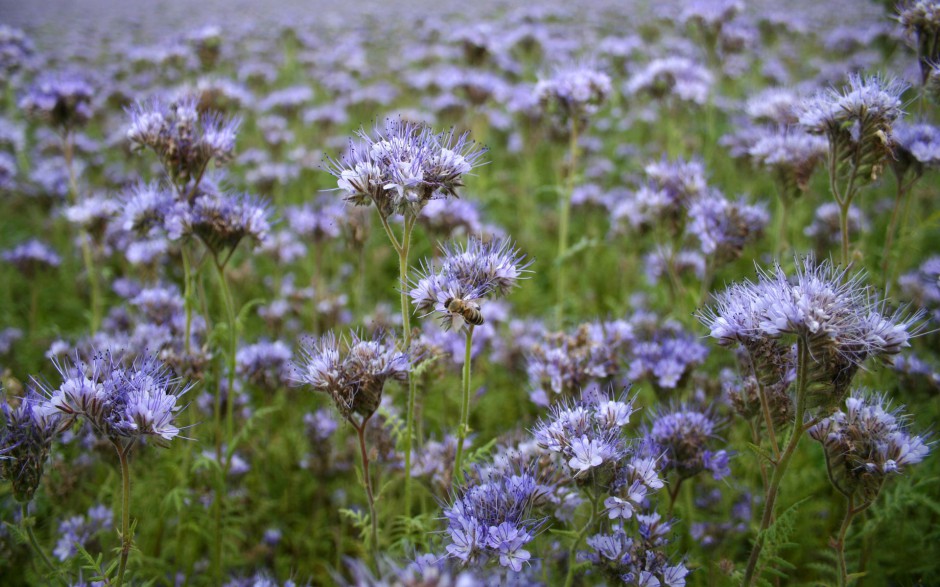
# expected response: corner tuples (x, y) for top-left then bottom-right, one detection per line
(410, 236), (531, 331)
(442, 468), (544, 572)
(1, 389), (61, 502)
(645, 405), (731, 481)
(127, 96), (241, 189)
(19, 72), (95, 131)
(809, 390), (931, 503)
(326, 119), (486, 219)
(37, 352), (192, 445)
(292, 331), (408, 421)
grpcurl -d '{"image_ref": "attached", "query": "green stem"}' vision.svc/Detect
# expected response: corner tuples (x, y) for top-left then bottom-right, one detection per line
(555, 124), (579, 327)
(563, 489), (598, 587)
(114, 441), (133, 587)
(21, 503), (59, 579)
(742, 337), (810, 587)
(62, 132), (102, 332)
(181, 246), (194, 356)
(390, 216), (418, 515)
(881, 173), (918, 279)
(835, 490), (876, 587)
(355, 414), (379, 568)
(453, 325), (475, 485)
(210, 258), (237, 582)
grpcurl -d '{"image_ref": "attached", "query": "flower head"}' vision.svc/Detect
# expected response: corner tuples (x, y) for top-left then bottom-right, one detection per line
(410, 237), (531, 331)
(1, 389), (61, 502)
(292, 331), (408, 420)
(19, 71), (95, 131)
(810, 390), (931, 502)
(327, 119), (486, 219)
(36, 351), (191, 446)
(127, 96), (241, 187)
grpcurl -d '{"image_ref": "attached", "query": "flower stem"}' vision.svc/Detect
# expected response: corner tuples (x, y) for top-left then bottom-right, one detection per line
(742, 336), (810, 587)
(62, 132), (102, 332)
(21, 503), (58, 578)
(834, 491), (876, 587)
(555, 124), (579, 327)
(881, 173), (918, 279)
(453, 325), (475, 485)
(210, 257), (238, 582)
(563, 489), (598, 587)
(181, 246), (194, 356)
(114, 442), (133, 587)
(390, 216), (418, 515)
(355, 414), (379, 568)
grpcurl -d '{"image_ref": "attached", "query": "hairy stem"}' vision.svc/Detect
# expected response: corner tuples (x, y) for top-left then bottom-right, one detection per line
(742, 337), (810, 587)
(393, 215), (418, 516)
(181, 246), (194, 356)
(563, 488), (598, 587)
(20, 503), (59, 580)
(355, 414), (379, 568)
(62, 132), (102, 332)
(453, 325), (475, 485)
(555, 123), (579, 326)
(114, 442), (133, 587)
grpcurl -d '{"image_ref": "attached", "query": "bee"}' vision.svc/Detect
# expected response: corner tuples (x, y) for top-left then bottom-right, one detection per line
(443, 296), (484, 329)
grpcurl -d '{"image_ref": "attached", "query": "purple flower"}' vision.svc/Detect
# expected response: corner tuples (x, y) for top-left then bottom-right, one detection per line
(1, 239), (61, 276)
(19, 71), (95, 131)
(442, 469), (543, 572)
(37, 352), (191, 445)
(127, 96), (241, 188)
(1, 390), (61, 502)
(292, 331), (408, 420)
(326, 119), (486, 219)
(809, 390), (931, 502)
(410, 237), (531, 331)
(646, 405), (731, 481)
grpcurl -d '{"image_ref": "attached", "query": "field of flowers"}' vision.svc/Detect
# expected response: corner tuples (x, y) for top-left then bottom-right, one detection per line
(1, 0), (939, 585)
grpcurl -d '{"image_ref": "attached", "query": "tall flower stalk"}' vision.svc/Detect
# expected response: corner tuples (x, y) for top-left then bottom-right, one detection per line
(326, 120), (486, 510)
(797, 74), (907, 265)
(698, 256), (923, 586)
(292, 331), (408, 564)
(36, 352), (191, 587)
(19, 72), (101, 331)
(409, 237), (531, 483)
(809, 391), (930, 587)
(534, 66), (611, 324)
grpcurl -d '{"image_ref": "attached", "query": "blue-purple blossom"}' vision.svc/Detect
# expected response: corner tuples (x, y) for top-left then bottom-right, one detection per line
(645, 405), (731, 481)
(1, 239), (61, 276)
(410, 237), (531, 331)
(442, 469), (543, 572)
(292, 331), (408, 420)
(625, 57), (713, 105)
(1, 390), (61, 502)
(37, 352), (192, 445)
(127, 96), (241, 187)
(535, 65), (612, 124)
(533, 389), (639, 482)
(809, 390), (932, 502)
(327, 119), (487, 219)
(53, 504), (113, 561)
(19, 72), (95, 131)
